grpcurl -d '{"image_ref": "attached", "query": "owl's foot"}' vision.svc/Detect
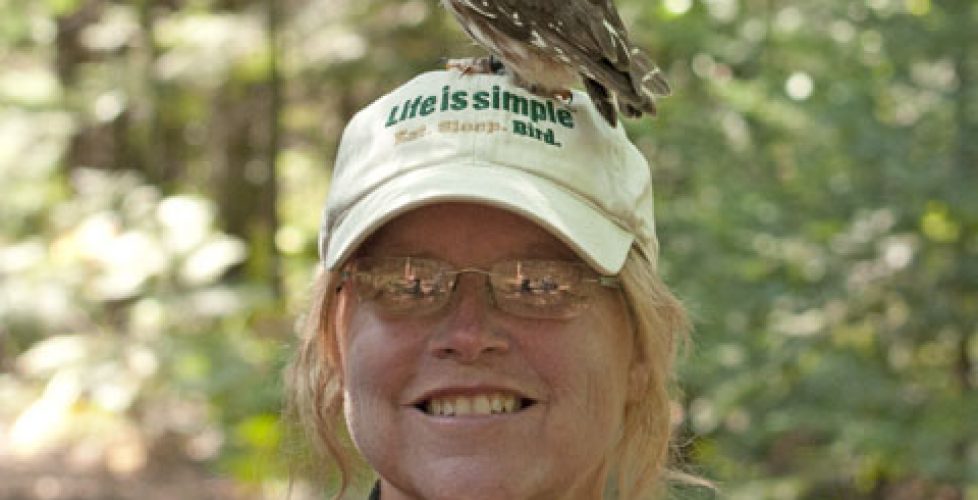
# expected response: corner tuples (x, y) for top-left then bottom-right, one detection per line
(524, 83), (573, 106)
(487, 54), (505, 74)
(553, 89), (573, 105)
(446, 56), (506, 76)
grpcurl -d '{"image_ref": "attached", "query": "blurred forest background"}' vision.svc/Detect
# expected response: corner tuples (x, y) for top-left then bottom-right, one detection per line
(0, 0), (975, 498)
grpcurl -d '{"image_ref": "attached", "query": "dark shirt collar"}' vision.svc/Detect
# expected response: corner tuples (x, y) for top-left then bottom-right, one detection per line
(368, 480), (381, 500)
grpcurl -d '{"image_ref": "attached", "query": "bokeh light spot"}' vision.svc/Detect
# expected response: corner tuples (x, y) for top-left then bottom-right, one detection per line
(904, 0), (930, 16)
(664, 0), (693, 15)
(786, 71), (814, 100)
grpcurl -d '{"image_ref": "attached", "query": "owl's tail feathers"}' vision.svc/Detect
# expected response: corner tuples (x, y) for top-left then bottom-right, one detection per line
(632, 51), (671, 96)
(583, 77), (618, 127)
(626, 51), (670, 116)
(587, 50), (670, 124)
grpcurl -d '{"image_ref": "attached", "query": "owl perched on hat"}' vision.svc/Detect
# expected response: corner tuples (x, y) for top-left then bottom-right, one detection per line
(442, 0), (671, 126)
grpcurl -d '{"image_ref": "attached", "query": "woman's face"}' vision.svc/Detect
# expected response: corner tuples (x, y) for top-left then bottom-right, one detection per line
(335, 203), (637, 500)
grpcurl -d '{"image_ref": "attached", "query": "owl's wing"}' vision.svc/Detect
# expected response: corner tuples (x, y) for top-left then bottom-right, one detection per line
(487, 0), (670, 123)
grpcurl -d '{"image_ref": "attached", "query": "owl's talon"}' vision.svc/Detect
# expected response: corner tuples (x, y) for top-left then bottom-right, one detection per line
(554, 90), (573, 104)
(488, 54), (505, 74)
(446, 57), (498, 76)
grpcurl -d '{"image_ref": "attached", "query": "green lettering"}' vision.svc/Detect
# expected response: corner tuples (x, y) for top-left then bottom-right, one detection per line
(399, 99), (411, 122)
(420, 96), (437, 116)
(512, 120), (528, 136)
(543, 128), (561, 147)
(473, 91), (491, 110)
(530, 101), (548, 123)
(532, 124), (543, 140)
(408, 96), (423, 119)
(557, 109), (574, 128)
(441, 86), (450, 111)
(451, 91), (468, 111)
(385, 106), (400, 127)
(503, 92), (529, 116)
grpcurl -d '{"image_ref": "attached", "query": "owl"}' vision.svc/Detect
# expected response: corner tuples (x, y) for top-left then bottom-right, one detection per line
(442, 0), (671, 126)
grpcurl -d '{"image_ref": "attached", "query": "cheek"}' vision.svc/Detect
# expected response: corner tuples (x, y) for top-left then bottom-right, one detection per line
(341, 306), (409, 398)
(339, 306), (421, 455)
(516, 327), (631, 477)
(338, 294), (394, 383)
(523, 315), (633, 421)
(339, 302), (434, 419)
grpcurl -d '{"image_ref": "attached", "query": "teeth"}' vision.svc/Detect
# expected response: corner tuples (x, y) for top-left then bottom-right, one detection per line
(425, 393), (525, 417)
(503, 397), (516, 413)
(455, 398), (472, 416)
(474, 395), (491, 414)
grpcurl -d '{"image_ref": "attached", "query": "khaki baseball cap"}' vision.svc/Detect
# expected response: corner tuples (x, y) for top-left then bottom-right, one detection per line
(319, 70), (657, 275)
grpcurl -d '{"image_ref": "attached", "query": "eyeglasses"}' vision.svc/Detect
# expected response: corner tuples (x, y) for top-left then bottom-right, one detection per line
(341, 256), (621, 320)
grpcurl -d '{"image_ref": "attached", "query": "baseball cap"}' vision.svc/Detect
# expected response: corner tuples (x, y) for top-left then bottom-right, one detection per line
(318, 69), (658, 275)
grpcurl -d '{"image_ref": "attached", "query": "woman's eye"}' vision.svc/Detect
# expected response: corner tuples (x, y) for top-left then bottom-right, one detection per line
(518, 277), (562, 293)
(392, 278), (439, 298)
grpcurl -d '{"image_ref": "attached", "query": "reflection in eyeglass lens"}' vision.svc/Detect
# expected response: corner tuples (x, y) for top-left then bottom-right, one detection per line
(348, 257), (611, 319)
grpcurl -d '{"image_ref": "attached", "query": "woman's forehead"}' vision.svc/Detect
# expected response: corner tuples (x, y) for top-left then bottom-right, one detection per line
(357, 202), (579, 263)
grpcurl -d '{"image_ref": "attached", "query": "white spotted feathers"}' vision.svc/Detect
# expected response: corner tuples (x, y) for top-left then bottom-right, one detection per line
(442, 0), (671, 126)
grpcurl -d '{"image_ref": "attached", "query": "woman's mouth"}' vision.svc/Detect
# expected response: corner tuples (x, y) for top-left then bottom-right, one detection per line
(415, 392), (537, 417)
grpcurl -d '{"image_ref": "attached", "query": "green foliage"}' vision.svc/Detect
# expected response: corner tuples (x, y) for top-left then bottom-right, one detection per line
(0, 0), (975, 498)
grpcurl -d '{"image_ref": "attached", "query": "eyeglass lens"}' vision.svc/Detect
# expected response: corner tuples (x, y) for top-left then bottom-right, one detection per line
(347, 257), (609, 320)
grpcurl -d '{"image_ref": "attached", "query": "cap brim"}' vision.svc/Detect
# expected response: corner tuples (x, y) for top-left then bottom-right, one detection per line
(323, 163), (634, 275)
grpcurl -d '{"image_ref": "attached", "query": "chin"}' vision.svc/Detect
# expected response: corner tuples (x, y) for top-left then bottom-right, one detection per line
(394, 458), (552, 500)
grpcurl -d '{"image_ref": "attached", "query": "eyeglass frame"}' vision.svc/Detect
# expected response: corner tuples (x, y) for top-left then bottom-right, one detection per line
(336, 256), (622, 320)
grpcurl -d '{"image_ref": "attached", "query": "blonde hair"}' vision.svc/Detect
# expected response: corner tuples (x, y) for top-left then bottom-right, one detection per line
(284, 247), (692, 499)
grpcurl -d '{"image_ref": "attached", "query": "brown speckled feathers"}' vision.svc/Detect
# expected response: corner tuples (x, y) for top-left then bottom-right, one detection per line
(442, 0), (670, 125)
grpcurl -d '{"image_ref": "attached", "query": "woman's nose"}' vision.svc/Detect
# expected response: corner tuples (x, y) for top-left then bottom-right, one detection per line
(427, 274), (509, 362)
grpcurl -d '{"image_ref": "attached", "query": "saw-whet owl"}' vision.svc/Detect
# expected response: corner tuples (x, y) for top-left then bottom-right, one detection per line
(442, 0), (671, 126)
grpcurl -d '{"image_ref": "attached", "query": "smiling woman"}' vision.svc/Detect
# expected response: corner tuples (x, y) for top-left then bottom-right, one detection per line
(286, 70), (697, 499)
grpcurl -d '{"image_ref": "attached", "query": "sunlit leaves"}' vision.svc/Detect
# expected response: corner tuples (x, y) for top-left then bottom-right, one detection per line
(921, 202), (961, 243)
(651, 0), (976, 495)
(44, 0), (81, 16)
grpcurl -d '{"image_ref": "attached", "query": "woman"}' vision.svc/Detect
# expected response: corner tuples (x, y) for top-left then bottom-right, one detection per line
(287, 69), (692, 499)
